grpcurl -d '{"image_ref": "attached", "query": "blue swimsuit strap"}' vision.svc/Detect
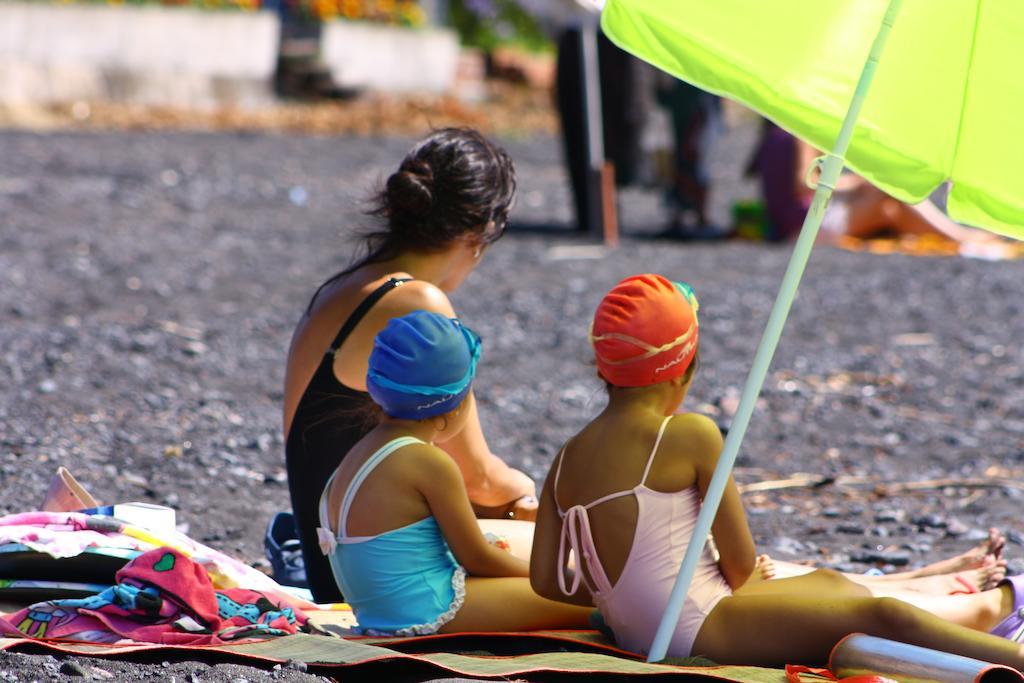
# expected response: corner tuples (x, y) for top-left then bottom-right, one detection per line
(319, 436), (425, 541)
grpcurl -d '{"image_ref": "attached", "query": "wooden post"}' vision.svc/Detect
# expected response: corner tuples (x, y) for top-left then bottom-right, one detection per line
(601, 161), (618, 247)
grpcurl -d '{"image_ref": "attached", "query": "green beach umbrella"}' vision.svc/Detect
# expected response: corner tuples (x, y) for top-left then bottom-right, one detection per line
(600, 0), (1024, 661)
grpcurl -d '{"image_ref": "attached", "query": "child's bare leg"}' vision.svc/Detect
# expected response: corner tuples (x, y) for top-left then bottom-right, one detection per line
(763, 530), (1006, 591)
(767, 558), (1005, 594)
(866, 561), (1006, 595)
(882, 529), (1005, 580)
(439, 577), (592, 632)
(877, 587), (1008, 631)
(693, 571), (1023, 668)
(738, 569), (1010, 630)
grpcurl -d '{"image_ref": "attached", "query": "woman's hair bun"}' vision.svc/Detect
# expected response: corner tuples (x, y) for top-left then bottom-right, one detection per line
(386, 158), (434, 218)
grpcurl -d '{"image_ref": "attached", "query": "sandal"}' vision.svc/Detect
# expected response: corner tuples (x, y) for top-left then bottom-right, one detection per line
(471, 495), (539, 522)
(990, 574), (1024, 642)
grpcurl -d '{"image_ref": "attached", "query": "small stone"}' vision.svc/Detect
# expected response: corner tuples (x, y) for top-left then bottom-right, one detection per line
(836, 523), (865, 534)
(912, 514), (946, 529)
(288, 186), (308, 206)
(773, 536), (806, 556)
(821, 507), (842, 518)
(901, 541), (931, 555)
(945, 519), (969, 537)
(182, 340), (208, 356)
(263, 470), (288, 485)
(37, 379), (57, 394)
(59, 660), (89, 677)
(283, 659), (308, 672)
(850, 549), (911, 566)
(874, 509), (901, 523)
(160, 169), (181, 187)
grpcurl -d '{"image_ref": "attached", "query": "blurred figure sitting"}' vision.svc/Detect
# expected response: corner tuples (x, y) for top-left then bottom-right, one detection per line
(656, 78), (725, 239)
(751, 121), (1004, 253)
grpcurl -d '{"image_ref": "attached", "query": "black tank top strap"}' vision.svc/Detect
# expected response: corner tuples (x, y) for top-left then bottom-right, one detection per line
(326, 277), (412, 354)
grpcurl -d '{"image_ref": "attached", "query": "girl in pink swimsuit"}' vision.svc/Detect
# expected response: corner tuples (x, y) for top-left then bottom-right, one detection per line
(530, 274), (1024, 668)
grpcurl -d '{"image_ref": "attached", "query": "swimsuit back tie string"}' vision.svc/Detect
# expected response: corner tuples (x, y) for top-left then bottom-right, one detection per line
(557, 504), (614, 597)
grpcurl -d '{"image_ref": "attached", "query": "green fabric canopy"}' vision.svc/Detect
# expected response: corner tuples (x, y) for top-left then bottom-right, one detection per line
(602, 0), (1024, 239)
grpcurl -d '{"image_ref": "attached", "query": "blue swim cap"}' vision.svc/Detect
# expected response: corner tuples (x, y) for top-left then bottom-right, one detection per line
(366, 310), (481, 420)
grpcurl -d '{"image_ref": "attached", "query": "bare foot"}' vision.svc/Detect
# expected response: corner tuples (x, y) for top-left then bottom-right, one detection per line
(755, 554), (777, 581)
(906, 527), (1006, 578)
(899, 560), (1007, 595)
(978, 554), (1008, 591)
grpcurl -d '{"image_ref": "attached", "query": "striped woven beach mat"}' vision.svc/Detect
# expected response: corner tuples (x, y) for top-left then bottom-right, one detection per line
(0, 630), (789, 681)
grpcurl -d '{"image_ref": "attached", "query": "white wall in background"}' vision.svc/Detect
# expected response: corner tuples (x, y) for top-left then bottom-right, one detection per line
(0, 3), (280, 107)
(320, 22), (459, 95)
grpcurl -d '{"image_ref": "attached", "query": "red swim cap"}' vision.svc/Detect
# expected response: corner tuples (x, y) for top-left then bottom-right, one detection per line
(590, 274), (699, 388)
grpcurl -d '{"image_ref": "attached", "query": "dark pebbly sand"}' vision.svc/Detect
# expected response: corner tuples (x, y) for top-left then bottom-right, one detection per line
(1, 127), (1024, 680)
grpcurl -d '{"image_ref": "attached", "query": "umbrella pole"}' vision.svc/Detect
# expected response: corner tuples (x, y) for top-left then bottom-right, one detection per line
(646, 0), (904, 663)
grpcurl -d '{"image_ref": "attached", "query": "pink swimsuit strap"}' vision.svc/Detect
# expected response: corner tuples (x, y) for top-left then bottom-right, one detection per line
(554, 416), (672, 598)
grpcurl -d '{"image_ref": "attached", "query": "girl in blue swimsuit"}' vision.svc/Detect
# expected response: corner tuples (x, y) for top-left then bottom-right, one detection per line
(317, 310), (591, 634)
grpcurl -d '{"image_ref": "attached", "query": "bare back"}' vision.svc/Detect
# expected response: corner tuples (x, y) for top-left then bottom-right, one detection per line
(553, 412), (704, 586)
(283, 267), (455, 437)
(323, 429), (437, 538)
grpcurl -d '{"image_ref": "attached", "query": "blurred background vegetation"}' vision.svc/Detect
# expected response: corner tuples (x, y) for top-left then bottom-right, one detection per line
(38, 0), (552, 50)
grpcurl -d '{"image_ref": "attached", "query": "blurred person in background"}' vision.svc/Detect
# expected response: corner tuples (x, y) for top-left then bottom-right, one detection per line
(284, 128), (537, 603)
(532, 0), (648, 232)
(750, 121), (1004, 252)
(656, 77), (724, 238)
(537, 0), (724, 239)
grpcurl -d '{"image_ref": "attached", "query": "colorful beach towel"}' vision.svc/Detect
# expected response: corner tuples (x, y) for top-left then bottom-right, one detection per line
(0, 511), (314, 613)
(0, 548), (306, 645)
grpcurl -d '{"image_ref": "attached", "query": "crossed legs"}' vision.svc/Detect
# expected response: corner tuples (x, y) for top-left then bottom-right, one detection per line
(755, 529), (1007, 594)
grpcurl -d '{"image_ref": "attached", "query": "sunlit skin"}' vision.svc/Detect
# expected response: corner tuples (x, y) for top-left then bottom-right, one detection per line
(284, 232), (536, 514)
(530, 292), (1024, 667)
(321, 394), (591, 632)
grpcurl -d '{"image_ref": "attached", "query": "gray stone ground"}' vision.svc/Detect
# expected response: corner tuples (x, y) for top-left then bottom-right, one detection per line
(2, 126), (1024, 680)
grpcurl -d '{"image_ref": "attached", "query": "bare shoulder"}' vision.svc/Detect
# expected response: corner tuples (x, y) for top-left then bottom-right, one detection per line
(379, 279), (456, 318)
(390, 439), (462, 482)
(665, 413), (724, 461)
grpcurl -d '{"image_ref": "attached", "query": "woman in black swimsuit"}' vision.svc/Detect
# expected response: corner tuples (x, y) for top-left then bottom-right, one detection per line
(284, 128), (537, 602)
